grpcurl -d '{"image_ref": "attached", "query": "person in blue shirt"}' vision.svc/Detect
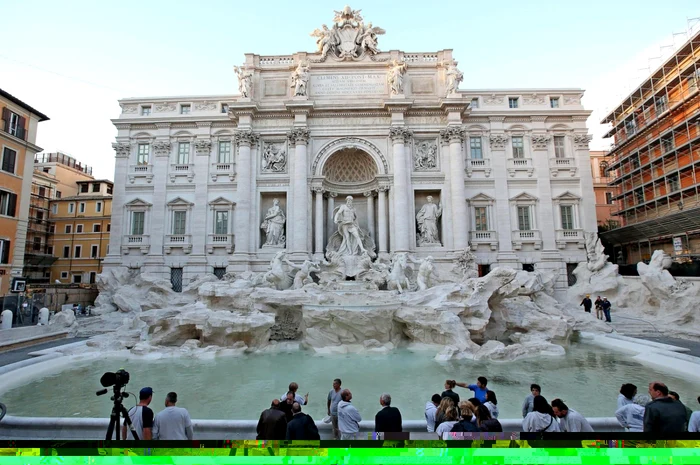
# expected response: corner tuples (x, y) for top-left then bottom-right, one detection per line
(455, 377), (489, 403)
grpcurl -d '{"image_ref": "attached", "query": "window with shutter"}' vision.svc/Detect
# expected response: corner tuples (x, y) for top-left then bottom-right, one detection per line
(2, 147), (17, 174)
(0, 239), (10, 264)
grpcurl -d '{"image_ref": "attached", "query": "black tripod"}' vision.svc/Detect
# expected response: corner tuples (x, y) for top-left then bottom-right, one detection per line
(97, 385), (140, 440)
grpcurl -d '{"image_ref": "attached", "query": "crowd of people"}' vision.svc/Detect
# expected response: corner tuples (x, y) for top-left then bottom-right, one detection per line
(121, 378), (700, 440)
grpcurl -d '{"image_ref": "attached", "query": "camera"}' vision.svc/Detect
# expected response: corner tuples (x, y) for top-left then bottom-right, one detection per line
(100, 369), (130, 388)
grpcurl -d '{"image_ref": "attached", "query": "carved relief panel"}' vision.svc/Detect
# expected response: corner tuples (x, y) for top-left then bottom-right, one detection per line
(413, 139), (439, 172)
(261, 141), (288, 174)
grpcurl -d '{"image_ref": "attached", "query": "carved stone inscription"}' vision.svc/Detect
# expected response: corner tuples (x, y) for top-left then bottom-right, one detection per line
(310, 74), (386, 96)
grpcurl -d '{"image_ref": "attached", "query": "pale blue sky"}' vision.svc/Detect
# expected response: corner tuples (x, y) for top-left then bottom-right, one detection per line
(1, 0), (698, 179)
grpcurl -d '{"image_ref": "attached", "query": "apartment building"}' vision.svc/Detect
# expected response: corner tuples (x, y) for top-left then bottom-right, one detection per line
(50, 180), (112, 284)
(589, 150), (618, 228)
(0, 88), (49, 294)
(22, 170), (58, 284)
(601, 29), (700, 264)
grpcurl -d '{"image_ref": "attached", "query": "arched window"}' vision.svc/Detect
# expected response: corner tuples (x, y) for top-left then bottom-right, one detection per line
(599, 161), (609, 177)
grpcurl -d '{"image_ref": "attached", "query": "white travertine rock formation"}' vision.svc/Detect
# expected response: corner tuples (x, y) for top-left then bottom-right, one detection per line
(49, 308), (76, 328)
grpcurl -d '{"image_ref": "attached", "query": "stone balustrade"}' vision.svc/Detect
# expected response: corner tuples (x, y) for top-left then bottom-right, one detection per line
(128, 164), (153, 183)
(511, 229), (542, 250)
(507, 158), (534, 177)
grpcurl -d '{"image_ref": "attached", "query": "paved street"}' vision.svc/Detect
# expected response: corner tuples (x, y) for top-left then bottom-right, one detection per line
(0, 338), (87, 368)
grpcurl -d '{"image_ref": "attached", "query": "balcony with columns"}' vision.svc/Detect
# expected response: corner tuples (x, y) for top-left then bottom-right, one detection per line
(465, 158), (491, 177)
(555, 229), (585, 249)
(207, 234), (234, 254)
(507, 158), (534, 177)
(169, 164), (194, 182)
(121, 235), (150, 255)
(469, 230), (498, 250)
(128, 164), (153, 183)
(210, 162), (236, 182)
(511, 230), (542, 250)
(165, 234), (192, 254)
(549, 158), (578, 177)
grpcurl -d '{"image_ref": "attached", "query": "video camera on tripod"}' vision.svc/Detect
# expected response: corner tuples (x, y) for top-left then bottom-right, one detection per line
(96, 369), (139, 440)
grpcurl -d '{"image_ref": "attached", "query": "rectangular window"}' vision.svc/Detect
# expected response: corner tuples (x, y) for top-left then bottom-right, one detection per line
(221, 103), (229, 114)
(605, 192), (613, 204)
(180, 104), (191, 115)
(667, 173), (679, 192)
(32, 237), (41, 251)
(72, 274), (82, 284)
(107, 223), (111, 232)
(36, 210), (44, 221)
(79, 202), (85, 213)
(1, 147), (17, 174)
(68, 203), (75, 213)
(508, 97), (519, 109)
(470, 98), (479, 109)
(177, 142), (190, 164)
(630, 153), (640, 169)
(517, 206), (531, 230)
(96, 202), (103, 213)
(213, 267), (226, 279)
(60, 271), (68, 279)
(218, 141), (232, 163)
(93, 224), (101, 232)
(131, 211), (145, 235)
(137, 144), (150, 165)
(65, 224), (72, 234)
(107, 185), (113, 195)
(89, 272), (97, 284)
(92, 183), (100, 192)
(80, 183), (89, 193)
(38, 186), (46, 197)
(49, 225), (55, 233)
(661, 135), (674, 153)
(474, 207), (488, 231)
(74, 245), (82, 258)
(47, 246), (53, 255)
(91, 245), (99, 258)
(512, 136), (524, 158)
(550, 97), (560, 108)
(63, 246), (70, 258)
(655, 95), (668, 114)
(56, 191), (61, 199)
(554, 135), (566, 158)
(173, 211), (187, 235)
(214, 211), (228, 235)
(0, 239), (10, 264)
(51, 203), (58, 214)
(141, 106), (151, 116)
(171, 267), (183, 292)
(76, 224), (83, 233)
(469, 137), (483, 159)
(560, 205), (574, 230)
(0, 190), (17, 217)
(5, 110), (24, 138)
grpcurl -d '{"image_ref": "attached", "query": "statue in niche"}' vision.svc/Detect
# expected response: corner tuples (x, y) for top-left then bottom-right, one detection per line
(414, 140), (437, 170)
(292, 260), (320, 289)
(290, 61), (310, 97)
(416, 196), (442, 246)
(263, 251), (298, 290)
(387, 59), (407, 95)
(333, 196), (367, 256)
(444, 60), (464, 97)
(261, 199), (286, 247)
(262, 143), (287, 172)
(417, 256), (437, 291)
(234, 66), (253, 98)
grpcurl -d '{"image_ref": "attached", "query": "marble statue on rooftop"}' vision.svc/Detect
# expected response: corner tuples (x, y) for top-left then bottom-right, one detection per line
(234, 66), (253, 98)
(290, 61), (310, 97)
(445, 60), (464, 97)
(387, 59), (407, 95)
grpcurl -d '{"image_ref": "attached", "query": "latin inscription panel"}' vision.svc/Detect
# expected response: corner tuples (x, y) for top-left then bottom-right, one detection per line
(310, 74), (386, 96)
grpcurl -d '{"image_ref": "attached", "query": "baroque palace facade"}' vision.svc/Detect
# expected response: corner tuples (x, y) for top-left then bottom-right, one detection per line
(104, 7), (596, 292)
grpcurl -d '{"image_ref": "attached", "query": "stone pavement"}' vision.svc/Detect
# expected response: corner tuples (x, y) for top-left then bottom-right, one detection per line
(0, 337), (87, 368)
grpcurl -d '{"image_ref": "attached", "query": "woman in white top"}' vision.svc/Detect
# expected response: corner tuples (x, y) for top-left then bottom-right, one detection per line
(522, 395), (561, 432)
(615, 394), (649, 432)
(435, 406), (459, 438)
(617, 383), (637, 410)
(484, 390), (499, 419)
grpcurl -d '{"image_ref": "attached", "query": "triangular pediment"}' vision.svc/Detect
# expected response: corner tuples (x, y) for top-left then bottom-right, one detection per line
(209, 196), (235, 206)
(125, 198), (152, 207)
(553, 191), (581, 201)
(509, 192), (539, 202)
(166, 196), (194, 207)
(469, 193), (495, 202)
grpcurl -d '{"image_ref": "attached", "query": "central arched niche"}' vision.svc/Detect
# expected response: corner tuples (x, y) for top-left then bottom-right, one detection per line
(322, 148), (377, 184)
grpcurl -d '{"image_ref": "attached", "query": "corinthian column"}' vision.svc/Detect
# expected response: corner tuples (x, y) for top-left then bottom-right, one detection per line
(364, 191), (375, 240)
(233, 130), (258, 257)
(377, 186), (389, 256)
(389, 127), (413, 252)
(289, 128), (310, 258)
(441, 126), (468, 250)
(313, 187), (324, 258)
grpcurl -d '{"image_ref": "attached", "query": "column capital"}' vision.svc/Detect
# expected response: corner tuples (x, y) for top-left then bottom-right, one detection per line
(112, 142), (131, 158)
(288, 127), (310, 145)
(573, 134), (593, 150)
(194, 139), (212, 156)
(234, 130), (259, 147)
(363, 190), (374, 198)
(488, 133), (508, 150)
(312, 186), (325, 194)
(153, 140), (172, 157)
(389, 126), (413, 143)
(440, 126), (465, 143)
(326, 191), (337, 198)
(377, 185), (390, 193)
(530, 134), (551, 151)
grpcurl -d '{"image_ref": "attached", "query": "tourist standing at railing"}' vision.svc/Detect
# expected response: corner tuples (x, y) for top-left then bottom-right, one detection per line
(256, 399), (287, 440)
(455, 376), (489, 403)
(688, 397), (700, 432)
(522, 395), (560, 432)
(669, 391), (693, 429)
(122, 387), (154, 440)
(286, 402), (320, 440)
(615, 394), (650, 432)
(522, 384), (541, 418)
(280, 382), (308, 405)
(279, 392), (295, 423)
(441, 380), (460, 405)
(449, 402), (479, 435)
(152, 392), (193, 440)
(551, 399), (594, 432)
(374, 393), (402, 433)
(434, 397), (454, 430)
(475, 404), (503, 432)
(436, 406), (460, 438)
(327, 378), (342, 439)
(618, 384), (637, 409)
(643, 382), (687, 433)
(337, 389), (362, 440)
(484, 390), (499, 419)
(425, 394), (441, 432)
